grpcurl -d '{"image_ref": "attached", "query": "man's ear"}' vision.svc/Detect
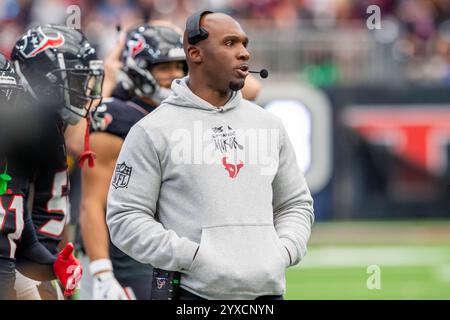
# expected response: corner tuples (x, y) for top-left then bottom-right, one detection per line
(187, 45), (202, 64)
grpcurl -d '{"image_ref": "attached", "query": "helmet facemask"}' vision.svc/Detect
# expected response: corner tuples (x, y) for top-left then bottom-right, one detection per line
(0, 67), (25, 144)
(0, 68), (24, 124)
(120, 25), (187, 105)
(121, 56), (185, 105)
(48, 54), (104, 124)
(0, 78), (22, 108)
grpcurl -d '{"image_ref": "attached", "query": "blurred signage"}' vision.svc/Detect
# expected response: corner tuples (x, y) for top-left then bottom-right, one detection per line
(343, 106), (450, 175)
(259, 84), (333, 195)
(343, 106), (450, 201)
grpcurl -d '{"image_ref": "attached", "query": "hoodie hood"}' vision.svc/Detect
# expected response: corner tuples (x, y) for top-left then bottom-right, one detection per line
(163, 76), (242, 113)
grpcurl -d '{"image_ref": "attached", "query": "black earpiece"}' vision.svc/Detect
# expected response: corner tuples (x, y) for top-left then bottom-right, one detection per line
(186, 10), (214, 45)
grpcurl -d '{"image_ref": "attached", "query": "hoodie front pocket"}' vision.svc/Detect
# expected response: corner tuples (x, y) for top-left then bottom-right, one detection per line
(186, 224), (287, 297)
(271, 231), (292, 268)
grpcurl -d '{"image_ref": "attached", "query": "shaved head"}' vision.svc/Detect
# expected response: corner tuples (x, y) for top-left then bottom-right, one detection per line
(183, 13), (246, 52)
(183, 12), (250, 105)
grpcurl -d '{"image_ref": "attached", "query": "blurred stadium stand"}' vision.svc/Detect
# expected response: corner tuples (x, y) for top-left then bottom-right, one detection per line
(2, 0), (450, 222)
(2, 0), (450, 85)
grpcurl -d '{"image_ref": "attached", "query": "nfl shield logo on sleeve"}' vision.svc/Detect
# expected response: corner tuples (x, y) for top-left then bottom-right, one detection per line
(112, 162), (132, 189)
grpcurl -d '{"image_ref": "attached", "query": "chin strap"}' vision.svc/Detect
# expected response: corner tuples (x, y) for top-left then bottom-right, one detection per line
(78, 116), (96, 168)
(0, 161), (12, 196)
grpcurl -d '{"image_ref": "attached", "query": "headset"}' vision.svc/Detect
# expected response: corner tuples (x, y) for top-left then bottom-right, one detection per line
(186, 10), (214, 45)
(185, 10), (269, 79)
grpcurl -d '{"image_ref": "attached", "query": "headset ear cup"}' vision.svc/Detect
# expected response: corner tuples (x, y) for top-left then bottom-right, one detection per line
(199, 27), (208, 39)
(186, 10), (213, 45)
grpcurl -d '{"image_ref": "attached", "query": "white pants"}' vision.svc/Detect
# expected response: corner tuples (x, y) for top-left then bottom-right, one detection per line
(14, 271), (41, 300)
(14, 271), (64, 300)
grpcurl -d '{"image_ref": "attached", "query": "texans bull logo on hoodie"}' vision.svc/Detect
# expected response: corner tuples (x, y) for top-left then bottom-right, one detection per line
(211, 125), (244, 179)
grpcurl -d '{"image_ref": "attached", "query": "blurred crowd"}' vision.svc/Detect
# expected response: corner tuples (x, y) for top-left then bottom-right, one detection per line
(1, 0), (450, 84)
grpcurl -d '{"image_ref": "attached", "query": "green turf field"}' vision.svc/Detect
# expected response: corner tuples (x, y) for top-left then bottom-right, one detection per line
(285, 221), (450, 299)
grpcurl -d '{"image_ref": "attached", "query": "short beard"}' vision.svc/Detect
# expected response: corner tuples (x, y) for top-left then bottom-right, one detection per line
(229, 80), (245, 91)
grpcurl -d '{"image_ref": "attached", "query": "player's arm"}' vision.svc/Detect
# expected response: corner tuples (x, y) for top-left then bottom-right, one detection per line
(272, 122), (315, 267)
(80, 132), (122, 262)
(80, 132), (131, 299)
(64, 120), (87, 158)
(15, 211), (82, 296)
(102, 34), (126, 98)
(15, 213), (56, 281)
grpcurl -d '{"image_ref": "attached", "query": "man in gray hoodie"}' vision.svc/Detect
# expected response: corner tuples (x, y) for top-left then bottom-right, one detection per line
(106, 11), (314, 300)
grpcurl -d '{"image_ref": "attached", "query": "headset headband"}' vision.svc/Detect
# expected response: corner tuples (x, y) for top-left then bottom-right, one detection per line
(186, 10), (214, 45)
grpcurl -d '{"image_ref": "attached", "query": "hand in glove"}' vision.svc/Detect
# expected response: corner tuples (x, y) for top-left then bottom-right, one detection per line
(90, 259), (132, 300)
(53, 242), (83, 297)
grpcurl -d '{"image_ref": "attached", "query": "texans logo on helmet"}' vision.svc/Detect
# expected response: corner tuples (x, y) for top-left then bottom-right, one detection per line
(128, 34), (146, 58)
(16, 27), (65, 59)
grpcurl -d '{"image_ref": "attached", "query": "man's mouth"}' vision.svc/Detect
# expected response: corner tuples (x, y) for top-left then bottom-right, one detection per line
(235, 64), (249, 78)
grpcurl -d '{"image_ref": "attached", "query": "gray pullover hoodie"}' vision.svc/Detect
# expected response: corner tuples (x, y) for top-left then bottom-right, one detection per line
(106, 77), (314, 300)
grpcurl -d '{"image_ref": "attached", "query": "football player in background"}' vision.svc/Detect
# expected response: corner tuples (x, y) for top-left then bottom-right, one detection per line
(0, 51), (84, 300)
(78, 22), (262, 300)
(79, 24), (185, 300)
(3, 24), (104, 299)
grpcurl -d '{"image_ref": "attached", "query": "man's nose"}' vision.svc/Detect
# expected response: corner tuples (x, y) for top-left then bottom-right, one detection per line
(238, 45), (250, 61)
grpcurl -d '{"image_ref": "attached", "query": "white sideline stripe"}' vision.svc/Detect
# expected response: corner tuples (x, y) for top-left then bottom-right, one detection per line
(293, 246), (450, 268)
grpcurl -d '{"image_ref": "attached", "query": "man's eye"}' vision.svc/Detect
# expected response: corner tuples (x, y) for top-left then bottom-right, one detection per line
(225, 41), (233, 47)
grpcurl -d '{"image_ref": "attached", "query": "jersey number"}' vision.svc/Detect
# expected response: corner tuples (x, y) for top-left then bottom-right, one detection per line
(38, 171), (69, 237)
(0, 195), (25, 258)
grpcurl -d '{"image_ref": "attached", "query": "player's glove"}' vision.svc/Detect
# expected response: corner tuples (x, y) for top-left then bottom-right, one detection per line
(90, 259), (131, 300)
(53, 242), (83, 297)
